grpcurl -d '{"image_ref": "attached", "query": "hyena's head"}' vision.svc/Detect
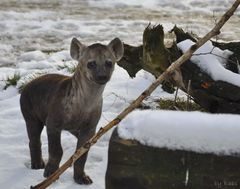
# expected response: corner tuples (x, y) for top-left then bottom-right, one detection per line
(70, 37), (124, 85)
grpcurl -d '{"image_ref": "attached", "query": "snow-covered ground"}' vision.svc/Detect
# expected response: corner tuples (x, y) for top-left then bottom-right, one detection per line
(0, 60), (171, 189)
(0, 0), (240, 189)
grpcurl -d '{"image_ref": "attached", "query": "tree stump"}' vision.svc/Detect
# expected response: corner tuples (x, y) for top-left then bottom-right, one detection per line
(105, 129), (240, 189)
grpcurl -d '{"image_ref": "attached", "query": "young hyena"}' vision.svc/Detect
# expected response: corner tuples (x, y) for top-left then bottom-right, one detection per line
(20, 37), (124, 184)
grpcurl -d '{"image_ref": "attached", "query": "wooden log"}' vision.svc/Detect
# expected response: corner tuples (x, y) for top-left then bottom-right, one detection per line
(118, 25), (240, 113)
(212, 41), (240, 73)
(172, 27), (240, 113)
(106, 129), (240, 189)
(172, 26), (240, 74)
(180, 60), (240, 113)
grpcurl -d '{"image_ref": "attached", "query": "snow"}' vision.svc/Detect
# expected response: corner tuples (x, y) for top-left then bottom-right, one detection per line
(0, 0), (239, 189)
(18, 50), (47, 62)
(118, 110), (240, 155)
(89, 0), (240, 14)
(177, 39), (240, 87)
(0, 0), (240, 63)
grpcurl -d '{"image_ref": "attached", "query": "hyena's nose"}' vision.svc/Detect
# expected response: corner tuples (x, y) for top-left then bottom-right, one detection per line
(96, 75), (108, 84)
(97, 75), (108, 81)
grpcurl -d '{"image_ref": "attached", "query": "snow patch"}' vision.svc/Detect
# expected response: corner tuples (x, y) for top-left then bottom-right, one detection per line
(118, 110), (240, 155)
(177, 40), (240, 87)
(18, 50), (47, 62)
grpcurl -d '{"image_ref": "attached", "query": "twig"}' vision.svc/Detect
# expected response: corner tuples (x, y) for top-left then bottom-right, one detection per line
(237, 59), (240, 73)
(194, 51), (238, 65)
(186, 80), (192, 111)
(30, 1), (240, 188)
(173, 105), (181, 111)
(192, 46), (216, 55)
(174, 87), (179, 106)
(212, 11), (219, 42)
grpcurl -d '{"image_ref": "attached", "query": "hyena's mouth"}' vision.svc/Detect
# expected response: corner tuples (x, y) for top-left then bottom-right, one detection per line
(94, 76), (109, 85)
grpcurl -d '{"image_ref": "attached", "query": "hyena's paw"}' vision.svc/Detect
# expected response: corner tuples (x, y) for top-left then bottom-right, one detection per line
(31, 159), (45, 169)
(74, 172), (93, 185)
(43, 163), (59, 178)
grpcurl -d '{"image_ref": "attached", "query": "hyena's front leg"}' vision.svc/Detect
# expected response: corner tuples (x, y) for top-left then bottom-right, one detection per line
(74, 150), (92, 184)
(73, 129), (95, 184)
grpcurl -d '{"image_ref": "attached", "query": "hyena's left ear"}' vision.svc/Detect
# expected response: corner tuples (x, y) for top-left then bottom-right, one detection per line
(108, 38), (124, 61)
(70, 38), (86, 60)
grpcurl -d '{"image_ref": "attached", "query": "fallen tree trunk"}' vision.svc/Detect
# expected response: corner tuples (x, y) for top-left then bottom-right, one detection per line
(118, 25), (240, 113)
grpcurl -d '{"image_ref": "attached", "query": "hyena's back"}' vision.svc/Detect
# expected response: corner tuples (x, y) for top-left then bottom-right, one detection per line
(20, 74), (70, 123)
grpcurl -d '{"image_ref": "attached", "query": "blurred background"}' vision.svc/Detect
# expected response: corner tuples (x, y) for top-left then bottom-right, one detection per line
(0, 0), (239, 67)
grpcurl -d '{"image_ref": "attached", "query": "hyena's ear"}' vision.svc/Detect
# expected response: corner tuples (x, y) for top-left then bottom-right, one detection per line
(108, 38), (124, 61)
(70, 38), (86, 60)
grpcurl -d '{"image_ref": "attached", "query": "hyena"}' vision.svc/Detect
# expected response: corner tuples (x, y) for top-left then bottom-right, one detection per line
(20, 37), (124, 184)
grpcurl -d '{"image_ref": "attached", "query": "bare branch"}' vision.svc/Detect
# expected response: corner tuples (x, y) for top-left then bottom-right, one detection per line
(186, 80), (192, 111)
(193, 50), (238, 66)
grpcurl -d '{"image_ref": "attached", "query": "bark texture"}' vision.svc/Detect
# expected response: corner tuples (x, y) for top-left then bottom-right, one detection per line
(106, 129), (240, 189)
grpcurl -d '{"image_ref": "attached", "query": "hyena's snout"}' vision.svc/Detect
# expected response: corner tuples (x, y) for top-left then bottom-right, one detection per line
(95, 74), (109, 84)
(92, 65), (113, 85)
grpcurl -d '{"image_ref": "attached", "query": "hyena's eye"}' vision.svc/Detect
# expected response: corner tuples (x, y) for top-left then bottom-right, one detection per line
(105, 60), (113, 68)
(87, 61), (97, 69)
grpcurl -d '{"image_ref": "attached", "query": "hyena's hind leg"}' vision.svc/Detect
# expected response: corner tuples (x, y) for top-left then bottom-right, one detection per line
(25, 118), (45, 169)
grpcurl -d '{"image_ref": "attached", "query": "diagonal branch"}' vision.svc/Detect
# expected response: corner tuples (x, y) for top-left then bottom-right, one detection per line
(31, 0), (240, 188)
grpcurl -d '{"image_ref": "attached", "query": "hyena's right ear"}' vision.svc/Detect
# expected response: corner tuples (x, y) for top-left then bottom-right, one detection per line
(70, 38), (86, 60)
(108, 38), (124, 62)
